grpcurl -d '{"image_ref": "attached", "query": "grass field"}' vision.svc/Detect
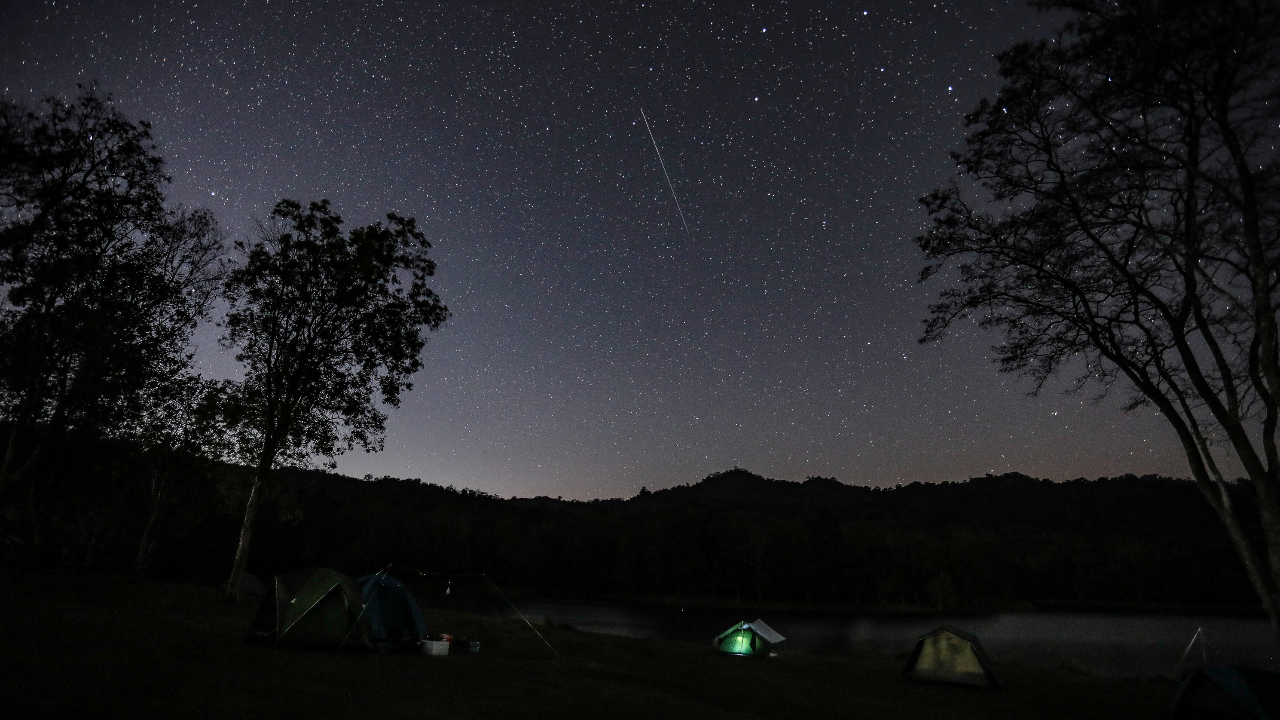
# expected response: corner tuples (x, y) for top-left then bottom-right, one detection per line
(1, 570), (1177, 718)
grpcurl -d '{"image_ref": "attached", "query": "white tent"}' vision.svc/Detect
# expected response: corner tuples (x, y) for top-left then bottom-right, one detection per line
(744, 620), (785, 645)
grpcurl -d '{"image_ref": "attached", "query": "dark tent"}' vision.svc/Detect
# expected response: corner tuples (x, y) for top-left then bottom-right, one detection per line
(357, 572), (428, 650)
(902, 626), (1000, 687)
(240, 573), (268, 598)
(713, 619), (785, 657)
(247, 568), (370, 650)
(1170, 666), (1280, 720)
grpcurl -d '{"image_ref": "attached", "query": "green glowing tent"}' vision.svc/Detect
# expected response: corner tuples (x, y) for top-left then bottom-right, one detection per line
(713, 619), (785, 657)
(902, 626), (1000, 687)
(246, 568), (370, 650)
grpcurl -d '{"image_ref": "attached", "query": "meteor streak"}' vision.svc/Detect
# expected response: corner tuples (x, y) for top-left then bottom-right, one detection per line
(640, 108), (692, 240)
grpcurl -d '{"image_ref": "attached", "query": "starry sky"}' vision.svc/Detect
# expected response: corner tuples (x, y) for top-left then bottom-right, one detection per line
(1, 0), (1191, 498)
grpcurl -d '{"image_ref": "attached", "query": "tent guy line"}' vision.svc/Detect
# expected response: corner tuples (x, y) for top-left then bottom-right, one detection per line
(388, 562), (560, 658)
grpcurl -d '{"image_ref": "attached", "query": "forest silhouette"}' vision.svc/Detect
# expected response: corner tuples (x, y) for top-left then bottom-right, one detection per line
(12, 436), (1257, 614)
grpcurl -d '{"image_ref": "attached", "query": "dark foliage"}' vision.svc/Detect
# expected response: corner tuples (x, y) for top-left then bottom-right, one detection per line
(10, 443), (1256, 612)
(917, 0), (1280, 628)
(0, 87), (222, 558)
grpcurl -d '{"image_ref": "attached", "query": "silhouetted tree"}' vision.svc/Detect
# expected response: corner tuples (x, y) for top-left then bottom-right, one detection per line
(221, 198), (448, 599)
(0, 88), (222, 552)
(124, 374), (232, 579)
(917, 0), (1280, 634)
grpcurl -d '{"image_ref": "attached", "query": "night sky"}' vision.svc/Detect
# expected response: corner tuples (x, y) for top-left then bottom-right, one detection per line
(1, 1), (1189, 499)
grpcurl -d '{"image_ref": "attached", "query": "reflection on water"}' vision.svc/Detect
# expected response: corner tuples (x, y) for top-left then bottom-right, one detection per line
(507, 601), (1278, 677)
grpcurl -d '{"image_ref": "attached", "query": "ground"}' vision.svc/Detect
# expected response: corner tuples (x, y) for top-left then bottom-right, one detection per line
(1, 570), (1175, 719)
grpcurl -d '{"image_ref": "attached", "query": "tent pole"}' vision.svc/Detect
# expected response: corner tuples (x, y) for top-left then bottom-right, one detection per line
(1171, 627), (1205, 677)
(340, 563), (392, 650)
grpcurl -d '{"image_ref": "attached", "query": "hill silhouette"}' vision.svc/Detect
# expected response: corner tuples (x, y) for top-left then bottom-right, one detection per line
(0, 438), (1258, 612)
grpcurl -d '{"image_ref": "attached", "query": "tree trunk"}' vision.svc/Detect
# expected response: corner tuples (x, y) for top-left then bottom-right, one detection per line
(226, 459), (270, 602)
(26, 475), (44, 561)
(134, 470), (167, 581)
(1187, 458), (1280, 642)
(0, 433), (44, 519)
(1242, 477), (1280, 644)
(1217, 508), (1280, 641)
(0, 424), (20, 502)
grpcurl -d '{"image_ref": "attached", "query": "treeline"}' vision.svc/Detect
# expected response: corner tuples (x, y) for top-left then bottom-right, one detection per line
(7, 437), (1257, 612)
(211, 468), (1266, 611)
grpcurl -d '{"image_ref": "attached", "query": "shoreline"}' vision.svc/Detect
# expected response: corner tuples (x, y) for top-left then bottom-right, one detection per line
(498, 591), (1268, 619)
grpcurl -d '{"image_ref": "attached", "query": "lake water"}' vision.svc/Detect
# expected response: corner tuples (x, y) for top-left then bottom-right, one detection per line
(505, 601), (1278, 678)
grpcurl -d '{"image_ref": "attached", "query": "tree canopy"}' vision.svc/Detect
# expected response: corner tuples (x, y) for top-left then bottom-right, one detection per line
(0, 88), (222, 551)
(917, 0), (1280, 633)
(221, 198), (448, 598)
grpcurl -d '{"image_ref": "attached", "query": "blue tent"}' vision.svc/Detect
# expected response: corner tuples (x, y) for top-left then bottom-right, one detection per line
(356, 573), (428, 649)
(1171, 666), (1280, 720)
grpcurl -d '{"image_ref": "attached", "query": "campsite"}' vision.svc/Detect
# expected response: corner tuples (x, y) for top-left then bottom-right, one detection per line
(2, 461), (1278, 717)
(1, 569), (1183, 719)
(1, 452), (1277, 716)
(4, 0), (1280, 716)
